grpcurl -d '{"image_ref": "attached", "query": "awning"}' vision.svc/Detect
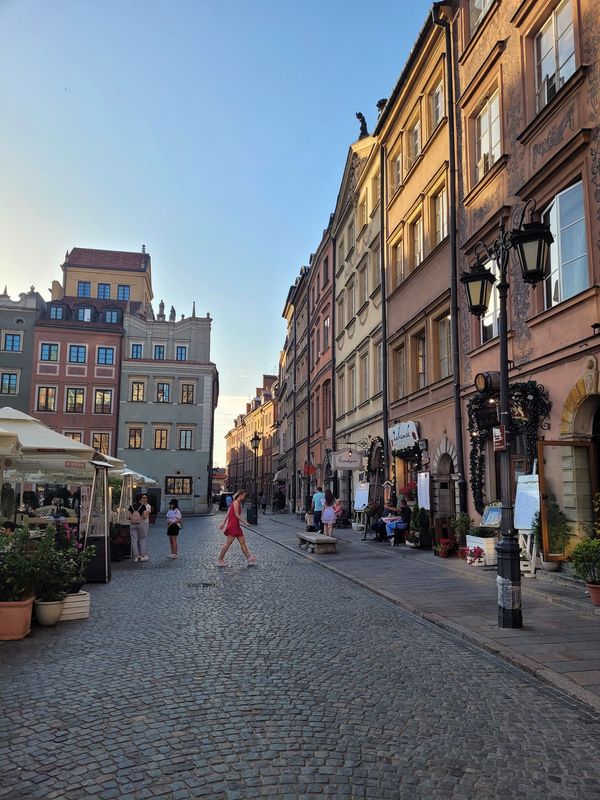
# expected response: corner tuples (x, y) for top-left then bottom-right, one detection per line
(273, 468), (288, 482)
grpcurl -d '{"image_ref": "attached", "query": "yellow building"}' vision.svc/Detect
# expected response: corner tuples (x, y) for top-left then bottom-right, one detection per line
(51, 246), (154, 306)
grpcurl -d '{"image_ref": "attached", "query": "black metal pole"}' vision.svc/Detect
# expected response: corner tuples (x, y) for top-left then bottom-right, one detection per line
(496, 246), (522, 628)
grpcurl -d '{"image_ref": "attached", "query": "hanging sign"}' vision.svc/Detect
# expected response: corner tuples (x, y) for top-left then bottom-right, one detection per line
(388, 421), (419, 451)
(331, 450), (363, 470)
(492, 425), (506, 451)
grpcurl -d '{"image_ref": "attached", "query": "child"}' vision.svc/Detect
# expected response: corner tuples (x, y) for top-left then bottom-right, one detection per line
(166, 499), (183, 559)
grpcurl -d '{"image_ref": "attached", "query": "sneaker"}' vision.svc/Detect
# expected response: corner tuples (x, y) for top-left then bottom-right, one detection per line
(133, 557), (140, 563)
(247, 556), (257, 565)
(168, 554), (178, 559)
(216, 559), (227, 567)
(140, 555), (149, 562)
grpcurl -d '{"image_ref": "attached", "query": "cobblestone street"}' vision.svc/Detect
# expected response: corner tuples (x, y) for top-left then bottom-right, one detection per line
(2, 516), (600, 800)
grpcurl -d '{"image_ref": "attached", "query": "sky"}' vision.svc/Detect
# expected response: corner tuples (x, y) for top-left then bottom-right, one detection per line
(0, 0), (432, 466)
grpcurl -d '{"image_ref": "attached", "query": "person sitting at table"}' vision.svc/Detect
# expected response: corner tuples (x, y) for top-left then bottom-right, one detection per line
(385, 498), (412, 545)
(2, 521), (16, 535)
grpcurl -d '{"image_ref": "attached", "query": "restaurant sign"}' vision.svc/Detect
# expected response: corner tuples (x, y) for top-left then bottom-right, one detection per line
(331, 450), (364, 471)
(388, 421), (419, 451)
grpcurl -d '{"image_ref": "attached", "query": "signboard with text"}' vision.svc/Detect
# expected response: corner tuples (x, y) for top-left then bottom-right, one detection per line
(388, 421), (419, 451)
(331, 450), (363, 471)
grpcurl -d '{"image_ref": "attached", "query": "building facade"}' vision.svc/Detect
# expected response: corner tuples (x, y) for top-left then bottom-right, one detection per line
(0, 287), (46, 414)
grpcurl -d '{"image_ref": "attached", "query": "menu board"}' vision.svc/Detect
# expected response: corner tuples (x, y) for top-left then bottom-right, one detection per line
(514, 475), (540, 531)
(79, 484), (92, 534)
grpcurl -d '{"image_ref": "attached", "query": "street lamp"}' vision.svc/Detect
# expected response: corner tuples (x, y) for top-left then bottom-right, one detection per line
(247, 432), (261, 525)
(461, 199), (553, 629)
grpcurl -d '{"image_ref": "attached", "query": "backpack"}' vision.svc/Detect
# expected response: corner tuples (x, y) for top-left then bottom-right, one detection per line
(130, 506), (143, 524)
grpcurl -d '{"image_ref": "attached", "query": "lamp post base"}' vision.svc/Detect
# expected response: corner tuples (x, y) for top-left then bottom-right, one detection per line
(496, 536), (523, 629)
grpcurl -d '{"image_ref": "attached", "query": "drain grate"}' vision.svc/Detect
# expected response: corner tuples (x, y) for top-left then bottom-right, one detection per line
(187, 582), (217, 588)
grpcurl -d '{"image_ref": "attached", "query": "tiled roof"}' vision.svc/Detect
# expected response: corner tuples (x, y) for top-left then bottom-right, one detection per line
(64, 247), (150, 272)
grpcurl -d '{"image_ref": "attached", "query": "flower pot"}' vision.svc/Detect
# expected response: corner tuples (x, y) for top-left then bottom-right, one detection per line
(458, 546), (469, 560)
(59, 591), (90, 621)
(34, 599), (66, 627)
(68, 578), (87, 594)
(541, 558), (560, 572)
(405, 540), (419, 548)
(586, 583), (600, 606)
(466, 534), (498, 566)
(0, 597), (34, 640)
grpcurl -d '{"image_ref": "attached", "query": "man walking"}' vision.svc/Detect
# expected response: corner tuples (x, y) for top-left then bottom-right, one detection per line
(312, 486), (325, 533)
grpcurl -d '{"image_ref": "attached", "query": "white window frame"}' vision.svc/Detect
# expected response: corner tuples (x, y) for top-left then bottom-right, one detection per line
(437, 315), (451, 380)
(470, 0), (494, 34)
(476, 90), (501, 181)
(431, 79), (444, 129)
(543, 181), (589, 309)
(434, 187), (448, 245)
(480, 259), (500, 343)
(535, 0), (575, 112)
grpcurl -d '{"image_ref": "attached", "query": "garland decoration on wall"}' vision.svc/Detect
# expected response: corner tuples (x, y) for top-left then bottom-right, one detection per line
(391, 444), (421, 463)
(467, 380), (551, 514)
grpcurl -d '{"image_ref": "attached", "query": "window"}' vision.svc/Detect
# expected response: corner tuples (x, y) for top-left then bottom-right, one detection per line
(372, 171), (381, 205)
(64, 432), (82, 442)
(97, 347), (114, 365)
(358, 197), (368, 228)
(92, 433), (110, 454)
(337, 374), (345, 416)
(3, 333), (21, 351)
(105, 310), (118, 324)
(154, 429), (168, 449)
(40, 343), (58, 362)
(407, 120), (421, 170)
(480, 259), (500, 343)
(438, 316), (451, 379)
(94, 389), (112, 414)
(347, 220), (355, 253)
(346, 281), (355, 321)
(77, 281), (91, 298)
(316, 328), (321, 358)
(323, 381), (332, 429)
(412, 217), (423, 268)
(66, 388), (85, 413)
(544, 181), (588, 308)
(176, 346), (187, 361)
(76, 308), (92, 322)
(97, 283), (110, 299)
(375, 342), (383, 393)
(154, 345), (165, 360)
(470, 0), (494, 33)
(131, 343), (143, 359)
(476, 90), (500, 181)
(131, 381), (145, 402)
(360, 353), (369, 403)
(37, 386), (56, 411)
(431, 79), (444, 129)
(157, 382), (171, 403)
(358, 264), (368, 308)
(179, 429), (193, 450)
(128, 428), (142, 449)
(391, 153), (403, 193)
(69, 345), (86, 363)
(371, 245), (381, 289)
(49, 305), (63, 320)
(323, 317), (330, 351)
(434, 188), (448, 245)
(1, 373), (17, 394)
(535, 0), (575, 112)
(415, 332), (427, 389)
(181, 383), (194, 404)
(337, 240), (345, 266)
(394, 345), (406, 399)
(391, 239), (404, 289)
(337, 296), (345, 330)
(323, 256), (329, 283)
(165, 476), (192, 494)
(349, 364), (356, 409)
(117, 285), (130, 301)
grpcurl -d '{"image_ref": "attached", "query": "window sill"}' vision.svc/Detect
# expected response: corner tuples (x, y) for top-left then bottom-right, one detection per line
(516, 66), (589, 146)
(357, 301), (369, 316)
(370, 284), (382, 300)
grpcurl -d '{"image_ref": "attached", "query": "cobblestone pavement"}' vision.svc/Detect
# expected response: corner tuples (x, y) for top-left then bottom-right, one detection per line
(2, 516), (600, 800)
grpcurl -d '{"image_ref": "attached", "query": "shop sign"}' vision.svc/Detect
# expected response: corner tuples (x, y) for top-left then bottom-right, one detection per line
(65, 461), (86, 469)
(388, 421), (419, 451)
(331, 450), (363, 470)
(492, 425), (506, 451)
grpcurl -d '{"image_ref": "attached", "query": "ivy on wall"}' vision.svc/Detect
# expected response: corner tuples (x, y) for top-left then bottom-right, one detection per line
(467, 381), (551, 514)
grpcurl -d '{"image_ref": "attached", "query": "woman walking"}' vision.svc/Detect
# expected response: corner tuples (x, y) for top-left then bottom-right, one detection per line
(128, 494), (149, 563)
(321, 489), (337, 537)
(166, 499), (183, 559)
(217, 489), (257, 566)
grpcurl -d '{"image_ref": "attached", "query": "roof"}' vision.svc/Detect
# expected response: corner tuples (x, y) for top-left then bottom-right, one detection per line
(64, 247), (151, 272)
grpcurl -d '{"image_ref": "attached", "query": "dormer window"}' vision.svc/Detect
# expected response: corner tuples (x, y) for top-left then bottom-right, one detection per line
(105, 310), (118, 324)
(49, 305), (63, 320)
(76, 307), (92, 322)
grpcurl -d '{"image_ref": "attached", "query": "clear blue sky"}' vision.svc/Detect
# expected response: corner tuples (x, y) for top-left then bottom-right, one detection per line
(0, 0), (432, 465)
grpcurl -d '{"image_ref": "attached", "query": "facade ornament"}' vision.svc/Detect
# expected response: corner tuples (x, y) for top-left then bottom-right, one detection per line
(169, 305), (176, 321)
(157, 300), (165, 321)
(356, 112), (368, 139)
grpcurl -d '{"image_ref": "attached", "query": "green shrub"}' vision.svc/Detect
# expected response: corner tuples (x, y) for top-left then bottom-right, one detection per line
(0, 528), (36, 601)
(570, 538), (600, 585)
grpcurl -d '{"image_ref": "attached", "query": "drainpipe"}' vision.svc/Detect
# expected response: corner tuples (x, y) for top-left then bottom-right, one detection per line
(433, 2), (467, 513)
(379, 145), (390, 482)
(307, 271), (312, 509)
(292, 307), (297, 513)
(331, 238), (338, 498)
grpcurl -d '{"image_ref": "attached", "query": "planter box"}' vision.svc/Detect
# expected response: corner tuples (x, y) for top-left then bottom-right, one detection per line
(59, 591), (90, 621)
(466, 534), (499, 566)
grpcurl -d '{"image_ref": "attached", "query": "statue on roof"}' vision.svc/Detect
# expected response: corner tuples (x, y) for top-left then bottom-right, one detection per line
(158, 299), (165, 321)
(356, 112), (368, 139)
(169, 305), (176, 321)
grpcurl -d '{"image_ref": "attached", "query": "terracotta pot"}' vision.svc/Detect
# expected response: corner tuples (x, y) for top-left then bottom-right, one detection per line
(586, 583), (600, 606)
(34, 599), (66, 626)
(0, 597), (34, 640)
(458, 546), (469, 560)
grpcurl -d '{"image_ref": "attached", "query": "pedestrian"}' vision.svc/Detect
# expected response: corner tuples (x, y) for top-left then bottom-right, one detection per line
(138, 493), (152, 562)
(1, 520), (16, 535)
(128, 495), (149, 563)
(259, 492), (268, 514)
(312, 486), (325, 533)
(166, 499), (183, 559)
(217, 489), (257, 567)
(321, 489), (336, 537)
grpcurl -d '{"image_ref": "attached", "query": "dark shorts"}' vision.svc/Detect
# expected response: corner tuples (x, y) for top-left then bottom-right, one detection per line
(167, 523), (180, 536)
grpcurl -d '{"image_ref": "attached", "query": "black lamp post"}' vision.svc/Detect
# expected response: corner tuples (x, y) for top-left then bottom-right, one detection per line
(247, 432), (261, 525)
(461, 199), (553, 629)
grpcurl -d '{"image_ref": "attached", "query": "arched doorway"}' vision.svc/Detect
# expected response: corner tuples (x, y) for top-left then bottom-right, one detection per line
(435, 453), (455, 518)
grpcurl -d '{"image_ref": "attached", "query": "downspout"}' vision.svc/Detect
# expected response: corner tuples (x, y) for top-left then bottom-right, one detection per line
(307, 272), (312, 508)
(331, 238), (338, 497)
(379, 145), (390, 481)
(432, 2), (467, 513)
(292, 308), (297, 513)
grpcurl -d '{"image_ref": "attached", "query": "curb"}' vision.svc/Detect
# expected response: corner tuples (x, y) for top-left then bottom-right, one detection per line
(245, 520), (600, 714)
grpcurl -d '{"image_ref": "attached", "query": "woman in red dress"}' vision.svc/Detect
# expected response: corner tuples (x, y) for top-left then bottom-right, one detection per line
(217, 489), (257, 566)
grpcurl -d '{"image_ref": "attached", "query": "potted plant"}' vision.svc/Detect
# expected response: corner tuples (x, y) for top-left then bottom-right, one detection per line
(405, 529), (420, 548)
(466, 545), (485, 566)
(410, 504), (432, 548)
(31, 528), (79, 626)
(531, 501), (571, 571)
(466, 526), (499, 566)
(0, 527), (36, 640)
(433, 537), (455, 558)
(570, 538), (600, 605)
(399, 481), (417, 503)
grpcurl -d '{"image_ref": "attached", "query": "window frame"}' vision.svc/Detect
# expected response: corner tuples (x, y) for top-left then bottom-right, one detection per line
(154, 428), (169, 449)
(534, 0), (575, 112)
(0, 372), (18, 395)
(36, 386), (57, 412)
(181, 383), (195, 404)
(93, 388), (113, 414)
(175, 345), (187, 361)
(77, 281), (91, 298)
(68, 344), (87, 364)
(96, 347), (115, 365)
(97, 283), (111, 300)
(2, 332), (22, 352)
(40, 343), (59, 362)
(178, 429), (193, 450)
(131, 343), (143, 359)
(165, 476), (192, 494)
(128, 427), (143, 449)
(153, 344), (165, 360)
(65, 387), (85, 413)
(156, 382), (171, 403)
(92, 432), (110, 454)
(117, 284), (130, 301)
